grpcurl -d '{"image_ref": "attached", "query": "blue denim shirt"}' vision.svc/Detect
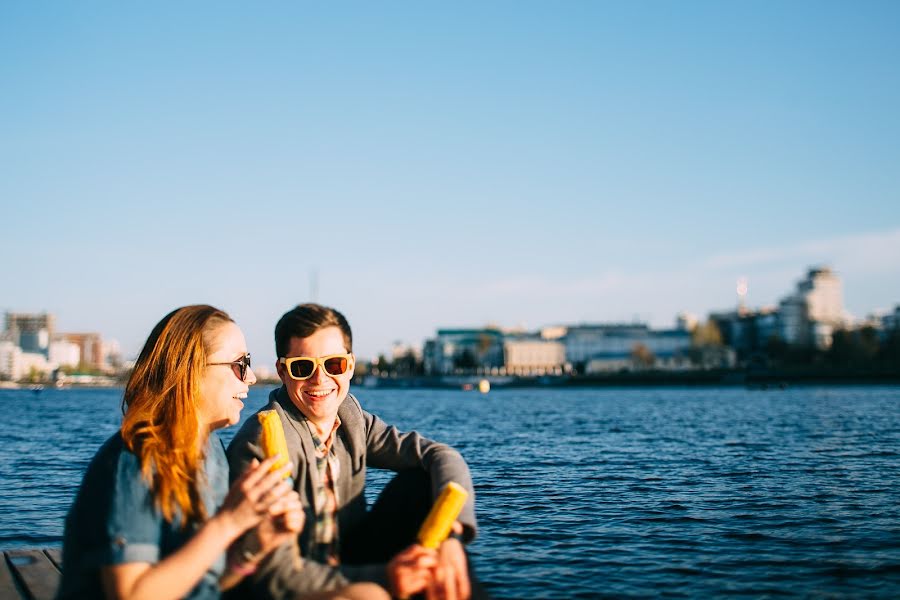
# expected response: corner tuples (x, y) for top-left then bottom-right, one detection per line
(56, 432), (229, 600)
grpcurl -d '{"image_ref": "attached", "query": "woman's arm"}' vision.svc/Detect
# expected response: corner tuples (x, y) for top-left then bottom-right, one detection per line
(101, 456), (292, 600)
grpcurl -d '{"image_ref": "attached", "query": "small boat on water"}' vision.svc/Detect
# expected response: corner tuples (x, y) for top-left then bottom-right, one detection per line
(461, 379), (491, 393)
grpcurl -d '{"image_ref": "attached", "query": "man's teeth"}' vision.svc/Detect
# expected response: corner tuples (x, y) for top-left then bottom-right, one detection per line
(233, 393), (247, 399)
(306, 390), (332, 397)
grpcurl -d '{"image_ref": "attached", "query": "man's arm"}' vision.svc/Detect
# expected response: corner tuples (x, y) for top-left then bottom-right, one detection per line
(358, 404), (478, 541)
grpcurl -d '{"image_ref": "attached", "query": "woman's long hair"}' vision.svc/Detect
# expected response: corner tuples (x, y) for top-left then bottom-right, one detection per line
(121, 305), (233, 525)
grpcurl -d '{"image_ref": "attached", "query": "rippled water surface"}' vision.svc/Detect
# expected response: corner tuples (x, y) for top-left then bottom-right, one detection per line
(2, 386), (899, 598)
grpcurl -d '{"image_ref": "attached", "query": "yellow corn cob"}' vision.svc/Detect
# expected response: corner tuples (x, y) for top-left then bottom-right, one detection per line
(417, 481), (468, 549)
(257, 410), (291, 478)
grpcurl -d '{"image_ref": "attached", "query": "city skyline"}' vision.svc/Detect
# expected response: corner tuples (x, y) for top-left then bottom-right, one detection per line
(2, 3), (899, 368)
(3, 262), (896, 370)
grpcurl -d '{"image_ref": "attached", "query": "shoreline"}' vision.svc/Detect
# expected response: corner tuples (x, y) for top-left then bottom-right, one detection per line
(359, 367), (900, 389)
(3, 368), (899, 392)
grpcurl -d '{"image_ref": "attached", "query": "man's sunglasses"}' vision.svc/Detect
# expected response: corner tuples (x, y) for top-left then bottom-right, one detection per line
(279, 354), (352, 381)
(208, 353), (252, 382)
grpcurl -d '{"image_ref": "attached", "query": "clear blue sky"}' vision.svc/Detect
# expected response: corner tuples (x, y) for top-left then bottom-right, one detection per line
(2, 1), (899, 368)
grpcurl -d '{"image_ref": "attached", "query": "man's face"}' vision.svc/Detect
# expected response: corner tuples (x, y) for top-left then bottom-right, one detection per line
(276, 326), (354, 433)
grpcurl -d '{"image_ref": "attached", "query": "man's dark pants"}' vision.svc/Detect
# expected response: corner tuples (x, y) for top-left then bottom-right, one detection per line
(226, 470), (489, 599)
(342, 469), (489, 599)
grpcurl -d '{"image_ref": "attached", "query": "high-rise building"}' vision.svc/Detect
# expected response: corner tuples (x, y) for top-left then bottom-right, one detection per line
(779, 267), (844, 349)
(5, 312), (55, 358)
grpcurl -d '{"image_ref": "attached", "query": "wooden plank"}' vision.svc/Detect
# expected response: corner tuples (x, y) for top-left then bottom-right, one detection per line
(5, 549), (60, 600)
(40, 550), (61, 573)
(0, 552), (25, 600)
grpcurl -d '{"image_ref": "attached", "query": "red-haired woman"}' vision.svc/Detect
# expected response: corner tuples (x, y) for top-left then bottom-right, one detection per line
(56, 305), (301, 600)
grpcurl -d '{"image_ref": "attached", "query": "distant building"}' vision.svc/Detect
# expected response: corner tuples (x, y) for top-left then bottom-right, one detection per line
(584, 353), (632, 373)
(778, 266), (844, 349)
(18, 352), (51, 380)
(503, 336), (566, 376)
(102, 339), (123, 370)
(423, 328), (505, 375)
(0, 340), (23, 381)
(563, 323), (691, 373)
(883, 306), (900, 332)
(49, 340), (81, 368)
(423, 327), (568, 376)
(539, 326), (567, 340)
(60, 333), (104, 370)
(710, 307), (779, 364)
(5, 312), (55, 358)
(676, 312), (699, 332)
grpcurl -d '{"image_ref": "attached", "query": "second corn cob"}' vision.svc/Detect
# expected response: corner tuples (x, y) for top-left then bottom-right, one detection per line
(417, 481), (468, 549)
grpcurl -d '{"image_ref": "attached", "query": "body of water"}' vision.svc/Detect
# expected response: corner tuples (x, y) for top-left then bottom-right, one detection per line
(2, 386), (899, 598)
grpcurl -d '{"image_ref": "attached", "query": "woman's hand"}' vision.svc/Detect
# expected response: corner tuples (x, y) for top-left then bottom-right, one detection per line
(215, 456), (294, 538)
(256, 487), (305, 556)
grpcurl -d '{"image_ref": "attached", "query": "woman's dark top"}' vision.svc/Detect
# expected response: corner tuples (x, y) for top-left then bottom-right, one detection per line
(56, 432), (228, 600)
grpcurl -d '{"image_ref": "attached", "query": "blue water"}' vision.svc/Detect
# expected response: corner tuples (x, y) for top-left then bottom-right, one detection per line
(2, 386), (900, 598)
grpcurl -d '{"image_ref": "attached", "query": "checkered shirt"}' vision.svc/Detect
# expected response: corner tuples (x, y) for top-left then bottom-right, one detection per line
(305, 417), (342, 566)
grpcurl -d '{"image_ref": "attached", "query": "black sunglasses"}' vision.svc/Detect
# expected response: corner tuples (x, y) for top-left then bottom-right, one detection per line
(207, 353), (252, 382)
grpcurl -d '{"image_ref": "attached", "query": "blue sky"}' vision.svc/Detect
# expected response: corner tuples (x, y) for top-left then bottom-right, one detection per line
(2, 2), (899, 367)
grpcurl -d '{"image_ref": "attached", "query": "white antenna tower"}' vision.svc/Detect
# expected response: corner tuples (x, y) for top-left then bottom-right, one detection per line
(736, 276), (748, 313)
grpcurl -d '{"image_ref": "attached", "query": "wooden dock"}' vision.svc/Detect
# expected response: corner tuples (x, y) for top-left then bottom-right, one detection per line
(1, 549), (61, 600)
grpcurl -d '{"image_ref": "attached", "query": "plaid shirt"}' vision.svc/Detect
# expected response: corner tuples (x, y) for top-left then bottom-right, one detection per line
(305, 417), (342, 566)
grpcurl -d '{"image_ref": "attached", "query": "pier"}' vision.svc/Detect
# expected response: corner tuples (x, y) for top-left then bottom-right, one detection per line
(2, 549), (61, 600)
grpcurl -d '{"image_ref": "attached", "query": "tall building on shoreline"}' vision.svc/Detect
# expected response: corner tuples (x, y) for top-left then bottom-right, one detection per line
(779, 267), (844, 349)
(5, 312), (55, 358)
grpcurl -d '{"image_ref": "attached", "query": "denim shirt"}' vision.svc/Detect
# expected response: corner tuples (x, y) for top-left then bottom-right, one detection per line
(56, 432), (229, 600)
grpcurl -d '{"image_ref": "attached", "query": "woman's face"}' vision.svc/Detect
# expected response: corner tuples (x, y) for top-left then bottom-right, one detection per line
(198, 321), (256, 432)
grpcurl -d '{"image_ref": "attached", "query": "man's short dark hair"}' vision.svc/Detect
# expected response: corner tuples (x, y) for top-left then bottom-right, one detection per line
(275, 303), (353, 357)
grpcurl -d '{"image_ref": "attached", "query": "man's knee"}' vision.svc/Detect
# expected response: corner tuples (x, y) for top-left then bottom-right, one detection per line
(342, 469), (432, 563)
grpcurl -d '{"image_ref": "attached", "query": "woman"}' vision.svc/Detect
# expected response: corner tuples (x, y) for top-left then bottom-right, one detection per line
(56, 305), (302, 600)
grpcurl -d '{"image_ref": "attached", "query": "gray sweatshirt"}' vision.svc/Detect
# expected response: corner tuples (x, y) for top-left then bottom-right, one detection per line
(226, 387), (477, 599)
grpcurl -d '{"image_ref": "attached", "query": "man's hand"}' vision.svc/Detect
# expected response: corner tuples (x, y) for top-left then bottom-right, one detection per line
(387, 544), (438, 599)
(430, 521), (470, 600)
(388, 521), (471, 600)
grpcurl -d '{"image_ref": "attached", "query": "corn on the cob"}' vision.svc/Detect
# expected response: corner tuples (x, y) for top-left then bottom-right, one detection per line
(417, 481), (468, 549)
(257, 410), (291, 478)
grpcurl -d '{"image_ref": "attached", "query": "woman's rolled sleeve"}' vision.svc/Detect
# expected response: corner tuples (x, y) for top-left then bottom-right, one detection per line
(103, 443), (164, 565)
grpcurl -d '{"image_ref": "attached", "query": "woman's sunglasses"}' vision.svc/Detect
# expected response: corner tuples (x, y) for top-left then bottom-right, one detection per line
(279, 354), (352, 381)
(208, 353), (252, 382)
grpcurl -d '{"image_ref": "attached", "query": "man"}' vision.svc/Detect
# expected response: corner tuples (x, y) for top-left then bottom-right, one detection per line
(227, 304), (483, 599)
